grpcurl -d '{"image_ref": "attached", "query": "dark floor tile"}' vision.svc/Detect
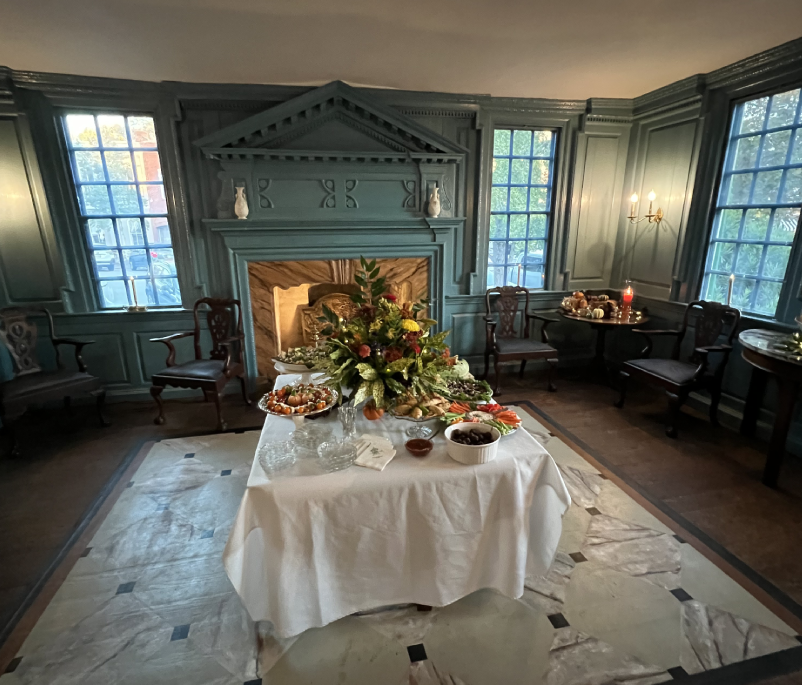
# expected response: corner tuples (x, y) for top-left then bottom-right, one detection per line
(243, 680), (262, 685)
(668, 665), (689, 679)
(547, 613), (570, 629)
(126, 480), (134, 488)
(407, 643), (427, 662)
(4, 656), (22, 673)
(156, 503), (169, 512)
(200, 529), (214, 539)
(670, 587), (693, 603)
(184, 452), (195, 458)
(170, 624), (190, 641)
(80, 546), (92, 558)
(116, 581), (135, 595)
(586, 507), (601, 516)
(220, 469), (232, 477)
(569, 552), (588, 563)
(673, 534), (686, 544)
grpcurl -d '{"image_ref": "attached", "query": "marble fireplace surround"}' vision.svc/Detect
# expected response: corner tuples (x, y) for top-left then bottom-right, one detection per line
(249, 257), (430, 377)
(204, 217), (466, 388)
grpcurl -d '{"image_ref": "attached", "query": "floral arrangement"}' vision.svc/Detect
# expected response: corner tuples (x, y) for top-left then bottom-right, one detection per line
(313, 257), (453, 407)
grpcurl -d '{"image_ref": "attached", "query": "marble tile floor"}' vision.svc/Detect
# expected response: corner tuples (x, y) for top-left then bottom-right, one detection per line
(2, 412), (801, 685)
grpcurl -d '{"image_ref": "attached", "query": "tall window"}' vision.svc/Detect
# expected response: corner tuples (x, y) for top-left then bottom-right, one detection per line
(63, 113), (181, 309)
(488, 128), (556, 289)
(701, 88), (802, 317)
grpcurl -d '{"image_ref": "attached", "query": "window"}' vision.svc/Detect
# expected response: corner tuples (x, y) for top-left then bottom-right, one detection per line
(488, 128), (556, 289)
(701, 88), (802, 317)
(63, 113), (181, 309)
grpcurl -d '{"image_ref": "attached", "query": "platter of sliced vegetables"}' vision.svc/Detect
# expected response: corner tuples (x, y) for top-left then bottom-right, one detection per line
(442, 401), (522, 436)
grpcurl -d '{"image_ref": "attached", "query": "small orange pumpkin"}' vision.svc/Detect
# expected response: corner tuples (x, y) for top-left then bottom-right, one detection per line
(363, 401), (385, 420)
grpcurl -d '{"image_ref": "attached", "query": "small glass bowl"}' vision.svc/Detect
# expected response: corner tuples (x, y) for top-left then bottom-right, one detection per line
(317, 438), (358, 472)
(258, 440), (296, 475)
(292, 424), (334, 458)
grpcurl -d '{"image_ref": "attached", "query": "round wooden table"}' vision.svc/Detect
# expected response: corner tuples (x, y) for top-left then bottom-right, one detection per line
(739, 328), (802, 488)
(558, 309), (650, 365)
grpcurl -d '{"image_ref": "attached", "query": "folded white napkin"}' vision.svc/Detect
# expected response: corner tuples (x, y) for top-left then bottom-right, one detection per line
(354, 434), (396, 471)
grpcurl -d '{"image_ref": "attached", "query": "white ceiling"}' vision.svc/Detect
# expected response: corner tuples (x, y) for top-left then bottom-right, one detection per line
(2, 0), (801, 100)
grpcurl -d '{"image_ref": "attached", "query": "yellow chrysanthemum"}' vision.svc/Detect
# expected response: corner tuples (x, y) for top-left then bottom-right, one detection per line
(402, 319), (420, 332)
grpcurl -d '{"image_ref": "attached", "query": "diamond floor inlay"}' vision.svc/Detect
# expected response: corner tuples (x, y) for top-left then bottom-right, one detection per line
(2, 413), (799, 685)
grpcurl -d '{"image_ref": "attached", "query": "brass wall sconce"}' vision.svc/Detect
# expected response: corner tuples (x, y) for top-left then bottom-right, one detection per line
(628, 190), (663, 224)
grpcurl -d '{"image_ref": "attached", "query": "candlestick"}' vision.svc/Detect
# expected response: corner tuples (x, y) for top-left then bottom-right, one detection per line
(629, 193), (638, 219)
(129, 277), (139, 307)
(517, 264), (523, 287)
(727, 274), (735, 306)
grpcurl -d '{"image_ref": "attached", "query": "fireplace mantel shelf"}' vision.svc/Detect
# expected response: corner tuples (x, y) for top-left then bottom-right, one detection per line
(202, 217), (465, 230)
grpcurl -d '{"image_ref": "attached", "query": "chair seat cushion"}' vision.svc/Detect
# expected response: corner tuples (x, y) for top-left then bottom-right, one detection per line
(625, 358), (698, 385)
(154, 359), (227, 381)
(0, 369), (99, 402)
(495, 338), (556, 355)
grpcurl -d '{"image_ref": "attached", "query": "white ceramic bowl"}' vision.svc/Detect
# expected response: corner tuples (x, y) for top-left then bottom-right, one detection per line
(444, 423), (501, 465)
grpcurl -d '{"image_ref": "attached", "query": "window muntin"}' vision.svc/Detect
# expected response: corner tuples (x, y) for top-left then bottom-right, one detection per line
(488, 128), (556, 289)
(63, 113), (181, 309)
(701, 88), (802, 317)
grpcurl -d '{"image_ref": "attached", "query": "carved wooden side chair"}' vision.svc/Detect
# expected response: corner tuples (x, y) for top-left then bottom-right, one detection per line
(150, 298), (251, 431)
(615, 300), (740, 438)
(0, 307), (109, 457)
(482, 286), (559, 396)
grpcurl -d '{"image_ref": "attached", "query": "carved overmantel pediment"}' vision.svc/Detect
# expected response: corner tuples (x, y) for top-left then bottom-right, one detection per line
(193, 81), (466, 220)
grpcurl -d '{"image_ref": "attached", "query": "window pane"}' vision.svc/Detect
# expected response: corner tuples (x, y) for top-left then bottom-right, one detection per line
(87, 218), (116, 247)
(702, 87), (802, 318)
(759, 130), (791, 167)
(128, 116), (157, 147)
(81, 185), (111, 215)
(104, 151), (134, 181)
(74, 151), (105, 182)
(133, 151), (163, 182)
(488, 128), (556, 289)
(65, 115), (98, 148)
(768, 89), (800, 129)
(739, 97), (768, 134)
(63, 113), (181, 308)
(97, 115), (128, 147)
(732, 136), (760, 170)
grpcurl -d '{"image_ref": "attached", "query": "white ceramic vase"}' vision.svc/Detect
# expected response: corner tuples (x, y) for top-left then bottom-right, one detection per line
(427, 186), (441, 218)
(234, 187), (249, 220)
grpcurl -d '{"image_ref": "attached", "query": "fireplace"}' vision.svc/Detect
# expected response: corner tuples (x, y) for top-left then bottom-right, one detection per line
(248, 257), (429, 377)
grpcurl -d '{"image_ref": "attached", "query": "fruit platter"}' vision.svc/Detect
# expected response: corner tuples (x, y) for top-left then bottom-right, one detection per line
(442, 401), (522, 436)
(438, 377), (493, 403)
(271, 346), (329, 372)
(258, 382), (338, 418)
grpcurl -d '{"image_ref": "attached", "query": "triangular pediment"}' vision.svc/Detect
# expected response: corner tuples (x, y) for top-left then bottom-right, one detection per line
(194, 80), (467, 160)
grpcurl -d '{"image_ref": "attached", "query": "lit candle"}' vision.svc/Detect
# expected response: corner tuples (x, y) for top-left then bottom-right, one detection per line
(622, 285), (634, 306)
(727, 274), (735, 306)
(647, 189), (656, 216)
(629, 193), (638, 218)
(517, 264), (523, 286)
(129, 276), (139, 307)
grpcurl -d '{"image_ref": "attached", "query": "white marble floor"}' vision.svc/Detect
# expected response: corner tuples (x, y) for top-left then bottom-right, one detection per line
(2, 413), (800, 685)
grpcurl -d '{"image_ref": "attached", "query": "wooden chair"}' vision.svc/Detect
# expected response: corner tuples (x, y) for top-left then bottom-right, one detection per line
(482, 286), (559, 396)
(615, 300), (740, 438)
(0, 307), (108, 457)
(150, 298), (251, 431)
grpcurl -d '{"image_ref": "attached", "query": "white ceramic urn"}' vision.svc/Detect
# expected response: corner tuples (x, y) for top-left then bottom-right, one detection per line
(234, 186), (249, 220)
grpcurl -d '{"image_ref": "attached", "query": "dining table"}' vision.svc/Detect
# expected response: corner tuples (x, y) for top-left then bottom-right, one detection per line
(222, 374), (571, 638)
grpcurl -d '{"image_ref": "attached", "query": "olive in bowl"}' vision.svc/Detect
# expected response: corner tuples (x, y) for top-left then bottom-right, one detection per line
(444, 423), (500, 465)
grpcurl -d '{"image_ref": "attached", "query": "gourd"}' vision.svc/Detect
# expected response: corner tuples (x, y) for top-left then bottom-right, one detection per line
(591, 308), (605, 319)
(363, 401), (385, 420)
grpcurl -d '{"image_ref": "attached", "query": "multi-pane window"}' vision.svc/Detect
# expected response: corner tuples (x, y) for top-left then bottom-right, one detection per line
(488, 128), (556, 289)
(701, 88), (802, 317)
(63, 114), (181, 309)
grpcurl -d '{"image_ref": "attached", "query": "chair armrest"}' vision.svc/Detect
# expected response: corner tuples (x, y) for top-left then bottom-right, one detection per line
(695, 344), (732, 354)
(527, 313), (559, 344)
(52, 338), (95, 373)
(150, 331), (194, 368)
(632, 329), (680, 359)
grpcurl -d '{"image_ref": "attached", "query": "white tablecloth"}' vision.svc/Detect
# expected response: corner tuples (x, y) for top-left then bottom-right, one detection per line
(223, 375), (571, 637)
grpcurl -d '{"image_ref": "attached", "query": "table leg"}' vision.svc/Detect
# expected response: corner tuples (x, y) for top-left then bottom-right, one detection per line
(762, 379), (798, 488)
(741, 367), (768, 437)
(594, 327), (608, 364)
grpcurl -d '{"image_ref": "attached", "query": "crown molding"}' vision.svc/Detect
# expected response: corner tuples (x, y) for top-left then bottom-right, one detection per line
(705, 36), (802, 90)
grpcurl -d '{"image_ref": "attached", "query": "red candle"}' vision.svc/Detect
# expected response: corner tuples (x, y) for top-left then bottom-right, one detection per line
(622, 286), (633, 305)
